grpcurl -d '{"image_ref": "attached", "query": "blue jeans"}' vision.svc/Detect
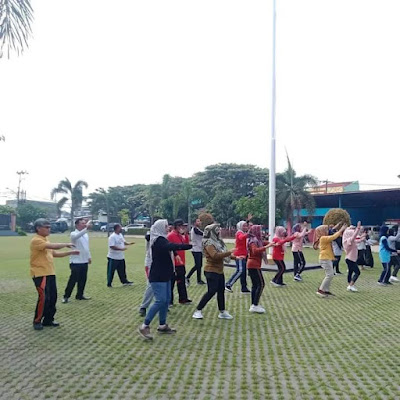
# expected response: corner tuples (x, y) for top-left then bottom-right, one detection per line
(226, 258), (248, 290)
(144, 281), (171, 326)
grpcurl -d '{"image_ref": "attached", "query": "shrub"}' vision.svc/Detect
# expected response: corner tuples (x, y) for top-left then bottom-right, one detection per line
(125, 228), (148, 236)
(323, 208), (351, 226)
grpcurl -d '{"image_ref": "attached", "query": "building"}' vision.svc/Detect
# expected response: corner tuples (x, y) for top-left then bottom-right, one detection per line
(300, 188), (400, 228)
(309, 181), (359, 195)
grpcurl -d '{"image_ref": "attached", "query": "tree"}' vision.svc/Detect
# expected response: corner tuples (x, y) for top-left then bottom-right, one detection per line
(276, 156), (317, 228)
(118, 209), (130, 226)
(0, 0), (34, 58)
(56, 197), (68, 218)
(235, 185), (270, 225)
(17, 203), (46, 229)
(0, 204), (15, 214)
(51, 178), (88, 229)
(209, 189), (238, 227)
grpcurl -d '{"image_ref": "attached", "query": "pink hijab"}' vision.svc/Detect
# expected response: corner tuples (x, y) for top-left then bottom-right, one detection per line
(248, 225), (267, 262)
(274, 226), (286, 239)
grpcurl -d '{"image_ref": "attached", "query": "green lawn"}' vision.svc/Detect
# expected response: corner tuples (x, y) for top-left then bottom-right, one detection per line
(0, 234), (399, 400)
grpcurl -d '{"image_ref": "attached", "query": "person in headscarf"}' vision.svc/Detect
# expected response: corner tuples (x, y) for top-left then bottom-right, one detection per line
(342, 221), (362, 292)
(378, 225), (395, 285)
(138, 219), (192, 340)
(388, 228), (400, 283)
(246, 225), (275, 313)
(270, 226), (296, 287)
(291, 222), (309, 282)
(192, 223), (236, 320)
(313, 223), (346, 297)
(225, 219), (251, 293)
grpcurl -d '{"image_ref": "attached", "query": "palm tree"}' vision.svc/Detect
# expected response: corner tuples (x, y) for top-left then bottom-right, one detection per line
(51, 178), (88, 229)
(56, 197), (68, 219)
(0, 0), (34, 58)
(276, 155), (317, 228)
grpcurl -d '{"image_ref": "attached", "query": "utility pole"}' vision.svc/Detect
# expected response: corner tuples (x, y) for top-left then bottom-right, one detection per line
(16, 171), (28, 206)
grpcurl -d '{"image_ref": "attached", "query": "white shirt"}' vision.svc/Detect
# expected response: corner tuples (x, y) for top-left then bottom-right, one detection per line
(70, 228), (91, 264)
(107, 233), (126, 260)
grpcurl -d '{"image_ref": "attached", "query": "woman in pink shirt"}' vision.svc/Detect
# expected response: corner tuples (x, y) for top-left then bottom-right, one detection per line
(342, 221), (362, 292)
(291, 222), (308, 282)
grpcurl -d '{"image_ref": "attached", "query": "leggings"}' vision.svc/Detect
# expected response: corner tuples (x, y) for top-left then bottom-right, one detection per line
(273, 260), (286, 285)
(292, 251), (306, 275)
(248, 269), (265, 306)
(197, 272), (225, 311)
(345, 259), (360, 284)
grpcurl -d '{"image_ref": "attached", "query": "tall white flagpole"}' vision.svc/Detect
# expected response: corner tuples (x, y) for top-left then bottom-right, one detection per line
(268, 0), (277, 247)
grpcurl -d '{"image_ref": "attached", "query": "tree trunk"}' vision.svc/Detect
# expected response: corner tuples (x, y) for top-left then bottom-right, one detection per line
(70, 205), (74, 230)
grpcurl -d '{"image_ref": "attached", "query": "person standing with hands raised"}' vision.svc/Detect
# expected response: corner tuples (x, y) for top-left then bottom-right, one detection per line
(30, 218), (80, 330)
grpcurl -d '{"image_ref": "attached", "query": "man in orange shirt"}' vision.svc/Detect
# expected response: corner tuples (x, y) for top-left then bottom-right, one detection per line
(30, 218), (79, 330)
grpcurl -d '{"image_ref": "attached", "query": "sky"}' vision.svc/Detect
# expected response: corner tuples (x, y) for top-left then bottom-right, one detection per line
(1, 0), (400, 204)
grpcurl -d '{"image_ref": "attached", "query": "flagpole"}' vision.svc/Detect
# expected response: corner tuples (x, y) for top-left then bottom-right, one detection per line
(268, 0), (277, 250)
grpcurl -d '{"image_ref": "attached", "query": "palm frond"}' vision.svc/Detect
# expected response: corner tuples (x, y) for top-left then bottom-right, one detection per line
(0, 0), (34, 58)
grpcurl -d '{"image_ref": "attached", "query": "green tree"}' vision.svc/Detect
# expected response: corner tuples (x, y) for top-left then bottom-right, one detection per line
(276, 156), (317, 227)
(56, 197), (68, 218)
(209, 189), (238, 227)
(0, 0), (34, 58)
(17, 203), (46, 229)
(118, 209), (130, 226)
(235, 185), (270, 225)
(51, 178), (88, 229)
(0, 205), (16, 214)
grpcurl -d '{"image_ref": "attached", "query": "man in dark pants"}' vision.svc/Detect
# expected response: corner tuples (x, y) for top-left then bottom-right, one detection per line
(186, 218), (205, 285)
(62, 218), (92, 303)
(167, 219), (192, 305)
(30, 218), (79, 330)
(107, 224), (134, 287)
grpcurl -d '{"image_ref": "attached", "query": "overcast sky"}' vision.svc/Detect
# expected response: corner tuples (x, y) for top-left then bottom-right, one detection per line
(1, 0), (400, 204)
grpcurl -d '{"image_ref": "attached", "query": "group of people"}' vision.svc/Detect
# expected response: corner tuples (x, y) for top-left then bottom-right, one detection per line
(29, 214), (400, 337)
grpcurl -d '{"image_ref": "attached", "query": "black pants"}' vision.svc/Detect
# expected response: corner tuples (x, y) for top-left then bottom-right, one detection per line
(197, 272), (225, 311)
(333, 255), (341, 273)
(33, 275), (57, 324)
(171, 265), (188, 303)
(273, 260), (286, 284)
(292, 251), (306, 275)
(64, 263), (88, 299)
(107, 258), (128, 286)
(357, 249), (366, 266)
(390, 255), (400, 277)
(187, 252), (203, 282)
(248, 269), (265, 306)
(346, 259), (360, 284)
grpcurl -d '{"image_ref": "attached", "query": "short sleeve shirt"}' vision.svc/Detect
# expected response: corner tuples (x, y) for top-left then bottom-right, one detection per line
(30, 235), (55, 277)
(107, 233), (125, 260)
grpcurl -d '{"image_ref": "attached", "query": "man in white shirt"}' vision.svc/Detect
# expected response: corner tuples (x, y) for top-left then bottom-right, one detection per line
(107, 224), (134, 287)
(62, 218), (92, 303)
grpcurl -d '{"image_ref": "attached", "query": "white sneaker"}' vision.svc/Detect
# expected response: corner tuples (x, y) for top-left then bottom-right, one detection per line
(389, 276), (399, 283)
(350, 285), (358, 292)
(346, 285), (352, 291)
(192, 310), (203, 319)
(218, 310), (233, 320)
(270, 280), (280, 287)
(249, 305), (266, 313)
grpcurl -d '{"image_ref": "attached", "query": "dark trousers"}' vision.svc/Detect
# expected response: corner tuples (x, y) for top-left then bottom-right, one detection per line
(226, 258), (248, 290)
(187, 252), (203, 282)
(171, 265), (188, 303)
(273, 259), (286, 284)
(197, 272), (225, 311)
(33, 275), (57, 324)
(248, 269), (265, 306)
(64, 263), (88, 299)
(378, 262), (391, 284)
(292, 251), (306, 275)
(390, 255), (400, 277)
(346, 259), (360, 284)
(107, 258), (128, 286)
(333, 255), (342, 273)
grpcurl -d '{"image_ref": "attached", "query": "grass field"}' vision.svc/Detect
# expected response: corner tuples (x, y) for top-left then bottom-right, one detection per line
(0, 234), (399, 400)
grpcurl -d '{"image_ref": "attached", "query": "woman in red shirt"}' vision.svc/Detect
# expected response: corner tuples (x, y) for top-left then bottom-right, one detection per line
(247, 225), (275, 313)
(271, 226), (296, 287)
(225, 220), (251, 294)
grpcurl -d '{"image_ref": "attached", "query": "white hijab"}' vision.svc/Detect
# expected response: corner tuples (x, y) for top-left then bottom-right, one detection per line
(148, 219), (169, 267)
(236, 220), (247, 233)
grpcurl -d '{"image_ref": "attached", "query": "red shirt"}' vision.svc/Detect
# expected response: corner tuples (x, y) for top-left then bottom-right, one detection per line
(272, 235), (295, 260)
(167, 230), (189, 266)
(247, 241), (269, 269)
(234, 231), (248, 257)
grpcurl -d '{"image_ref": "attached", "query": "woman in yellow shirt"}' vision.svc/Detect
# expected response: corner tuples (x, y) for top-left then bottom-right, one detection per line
(313, 224), (347, 297)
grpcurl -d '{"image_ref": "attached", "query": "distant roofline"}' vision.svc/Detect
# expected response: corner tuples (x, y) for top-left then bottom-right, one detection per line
(312, 187), (400, 196)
